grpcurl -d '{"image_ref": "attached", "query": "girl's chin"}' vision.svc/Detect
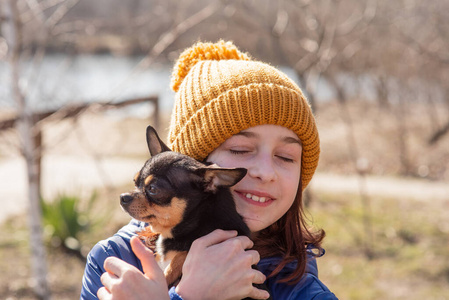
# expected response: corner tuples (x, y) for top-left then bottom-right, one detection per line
(242, 217), (267, 233)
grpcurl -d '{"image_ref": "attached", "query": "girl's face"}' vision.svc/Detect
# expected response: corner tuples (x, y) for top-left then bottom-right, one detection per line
(207, 125), (302, 232)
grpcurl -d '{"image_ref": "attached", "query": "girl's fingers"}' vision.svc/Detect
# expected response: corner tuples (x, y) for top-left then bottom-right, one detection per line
(97, 286), (112, 300)
(252, 268), (267, 285)
(191, 229), (238, 249)
(100, 271), (116, 288)
(130, 236), (161, 278)
(248, 286), (271, 300)
(223, 235), (255, 251)
(103, 256), (127, 277)
(247, 249), (261, 265)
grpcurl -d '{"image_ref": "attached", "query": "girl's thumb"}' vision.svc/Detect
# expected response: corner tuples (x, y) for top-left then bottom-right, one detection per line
(130, 236), (161, 277)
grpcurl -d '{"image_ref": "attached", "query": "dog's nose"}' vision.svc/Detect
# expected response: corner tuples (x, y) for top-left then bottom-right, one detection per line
(120, 193), (134, 205)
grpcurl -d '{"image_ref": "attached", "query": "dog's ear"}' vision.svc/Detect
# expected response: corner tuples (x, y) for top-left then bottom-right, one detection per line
(199, 165), (247, 193)
(146, 126), (171, 156)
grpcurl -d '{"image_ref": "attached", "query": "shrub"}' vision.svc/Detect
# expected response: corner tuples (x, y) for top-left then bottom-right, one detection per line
(41, 192), (100, 260)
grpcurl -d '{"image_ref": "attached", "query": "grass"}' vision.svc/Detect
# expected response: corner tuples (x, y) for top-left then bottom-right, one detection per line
(308, 190), (449, 300)
(1, 186), (448, 299)
(0, 188), (131, 300)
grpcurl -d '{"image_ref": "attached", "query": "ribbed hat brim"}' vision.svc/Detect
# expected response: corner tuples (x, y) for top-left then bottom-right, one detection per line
(169, 82), (320, 189)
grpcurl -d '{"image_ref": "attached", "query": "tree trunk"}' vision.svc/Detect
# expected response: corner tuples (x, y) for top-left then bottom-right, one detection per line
(2, 0), (51, 298)
(330, 77), (375, 259)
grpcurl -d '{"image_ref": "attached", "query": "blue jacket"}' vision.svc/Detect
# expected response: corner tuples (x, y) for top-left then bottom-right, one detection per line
(81, 220), (337, 300)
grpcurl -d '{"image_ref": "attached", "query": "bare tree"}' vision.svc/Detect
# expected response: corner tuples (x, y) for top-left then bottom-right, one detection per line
(1, 0), (86, 298)
(1, 1), (50, 298)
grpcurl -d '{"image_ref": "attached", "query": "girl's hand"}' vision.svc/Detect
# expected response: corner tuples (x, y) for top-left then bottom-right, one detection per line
(97, 236), (170, 300)
(175, 229), (270, 300)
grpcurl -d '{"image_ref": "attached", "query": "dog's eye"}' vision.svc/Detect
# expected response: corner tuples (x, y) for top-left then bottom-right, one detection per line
(147, 185), (158, 195)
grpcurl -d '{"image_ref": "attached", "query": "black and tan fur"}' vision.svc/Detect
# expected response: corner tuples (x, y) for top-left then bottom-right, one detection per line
(120, 126), (270, 299)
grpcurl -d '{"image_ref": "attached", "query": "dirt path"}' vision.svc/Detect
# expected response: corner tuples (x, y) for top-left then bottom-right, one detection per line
(309, 172), (449, 202)
(1, 155), (448, 223)
(0, 155), (144, 223)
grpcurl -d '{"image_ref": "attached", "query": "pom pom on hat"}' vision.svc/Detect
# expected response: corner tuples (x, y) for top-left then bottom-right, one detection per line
(168, 40), (320, 190)
(171, 40), (251, 92)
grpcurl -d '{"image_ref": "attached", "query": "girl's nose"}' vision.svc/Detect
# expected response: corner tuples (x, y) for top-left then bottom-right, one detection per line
(247, 154), (277, 182)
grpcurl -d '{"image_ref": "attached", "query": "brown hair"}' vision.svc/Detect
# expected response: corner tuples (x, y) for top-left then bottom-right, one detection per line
(253, 178), (325, 284)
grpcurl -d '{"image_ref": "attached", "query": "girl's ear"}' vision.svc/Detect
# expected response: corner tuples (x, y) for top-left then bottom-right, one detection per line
(199, 165), (247, 193)
(146, 126), (171, 156)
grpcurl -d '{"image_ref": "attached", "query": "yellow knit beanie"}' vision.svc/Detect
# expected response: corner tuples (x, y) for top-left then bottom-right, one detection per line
(168, 40), (319, 190)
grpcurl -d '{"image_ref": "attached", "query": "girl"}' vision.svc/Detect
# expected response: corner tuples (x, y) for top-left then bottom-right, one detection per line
(81, 40), (337, 300)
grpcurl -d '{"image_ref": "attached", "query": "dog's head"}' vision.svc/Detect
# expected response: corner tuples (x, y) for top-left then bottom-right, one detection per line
(120, 126), (247, 238)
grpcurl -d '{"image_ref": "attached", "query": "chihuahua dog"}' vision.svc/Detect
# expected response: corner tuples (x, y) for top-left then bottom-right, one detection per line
(120, 126), (270, 299)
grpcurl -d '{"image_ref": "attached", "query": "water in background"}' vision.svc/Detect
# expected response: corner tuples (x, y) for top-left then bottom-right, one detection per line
(0, 54), (175, 116)
(0, 53), (370, 116)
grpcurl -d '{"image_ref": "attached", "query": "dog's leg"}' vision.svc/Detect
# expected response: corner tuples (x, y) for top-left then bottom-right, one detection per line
(137, 227), (159, 252)
(164, 251), (188, 287)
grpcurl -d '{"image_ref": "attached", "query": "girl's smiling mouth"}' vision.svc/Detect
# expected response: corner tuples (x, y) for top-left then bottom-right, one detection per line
(234, 190), (275, 206)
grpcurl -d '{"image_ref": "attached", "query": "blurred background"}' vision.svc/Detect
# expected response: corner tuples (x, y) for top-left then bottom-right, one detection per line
(1, 0), (448, 299)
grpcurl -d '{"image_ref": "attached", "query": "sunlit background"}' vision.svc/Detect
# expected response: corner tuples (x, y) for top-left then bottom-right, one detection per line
(1, 0), (448, 299)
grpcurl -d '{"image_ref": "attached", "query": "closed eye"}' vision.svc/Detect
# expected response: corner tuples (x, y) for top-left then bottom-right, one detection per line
(276, 155), (294, 163)
(231, 150), (295, 162)
(230, 149), (250, 155)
